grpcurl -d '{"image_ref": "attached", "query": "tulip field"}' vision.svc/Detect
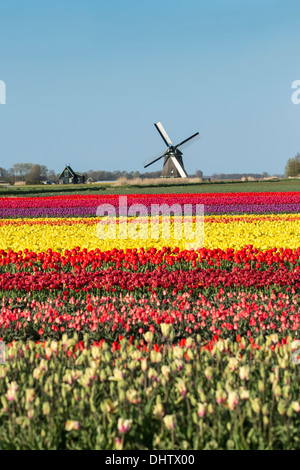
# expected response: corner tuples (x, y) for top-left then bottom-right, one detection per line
(0, 190), (299, 450)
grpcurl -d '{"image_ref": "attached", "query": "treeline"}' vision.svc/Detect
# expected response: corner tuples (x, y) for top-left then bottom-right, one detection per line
(0, 164), (55, 184)
(85, 169), (204, 181)
(85, 170), (161, 181)
(0, 164), (205, 184)
(211, 172), (270, 180)
(0, 164), (277, 184)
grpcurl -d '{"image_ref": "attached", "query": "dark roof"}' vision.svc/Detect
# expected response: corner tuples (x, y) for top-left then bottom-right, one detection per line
(59, 166), (84, 178)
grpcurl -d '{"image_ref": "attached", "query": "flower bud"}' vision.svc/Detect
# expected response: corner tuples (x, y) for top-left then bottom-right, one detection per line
(161, 365), (171, 378)
(117, 418), (132, 434)
(227, 391), (239, 410)
(269, 372), (275, 384)
(185, 363), (193, 375)
(273, 384), (281, 399)
(100, 399), (118, 414)
(111, 368), (125, 381)
(216, 389), (227, 405)
(228, 358), (238, 372)
(91, 346), (101, 360)
(160, 323), (172, 339)
(239, 365), (249, 381)
(173, 346), (184, 360)
(65, 420), (80, 431)
(43, 402), (51, 416)
(148, 367), (158, 381)
(100, 370), (107, 382)
(174, 359), (184, 371)
(163, 414), (176, 430)
(6, 381), (18, 402)
(144, 331), (154, 344)
(126, 389), (141, 405)
(269, 334), (279, 344)
(176, 378), (187, 397)
(258, 380), (264, 393)
(251, 397), (260, 414)
(227, 439), (235, 450)
(153, 402), (164, 418)
(25, 388), (35, 405)
(141, 358), (148, 372)
(207, 403), (214, 415)
(27, 407), (34, 420)
(197, 403), (206, 418)
(204, 367), (213, 381)
(127, 360), (138, 371)
(115, 437), (123, 450)
(239, 388), (250, 401)
(283, 385), (290, 400)
(277, 399), (286, 416)
(291, 401), (300, 413)
(150, 350), (162, 363)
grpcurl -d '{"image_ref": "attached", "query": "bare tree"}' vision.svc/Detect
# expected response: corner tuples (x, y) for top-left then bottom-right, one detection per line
(12, 163), (34, 181)
(0, 167), (8, 181)
(25, 164), (48, 183)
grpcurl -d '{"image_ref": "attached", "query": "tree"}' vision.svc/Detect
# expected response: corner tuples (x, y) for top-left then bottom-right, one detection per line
(285, 153), (300, 177)
(195, 170), (203, 178)
(25, 164), (48, 183)
(47, 169), (57, 181)
(11, 163), (34, 181)
(129, 171), (140, 179)
(0, 167), (8, 181)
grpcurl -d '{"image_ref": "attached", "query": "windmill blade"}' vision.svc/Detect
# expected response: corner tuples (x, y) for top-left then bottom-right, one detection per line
(176, 133), (201, 152)
(143, 150), (166, 168)
(155, 122), (173, 147)
(170, 156), (188, 178)
(175, 132), (200, 150)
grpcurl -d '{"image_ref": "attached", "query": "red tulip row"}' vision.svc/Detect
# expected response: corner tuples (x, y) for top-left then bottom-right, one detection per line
(1, 191), (300, 208)
(1, 246), (300, 272)
(1, 265), (300, 292)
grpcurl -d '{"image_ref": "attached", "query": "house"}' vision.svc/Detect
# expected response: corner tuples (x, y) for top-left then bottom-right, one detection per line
(86, 177), (95, 184)
(58, 166), (86, 184)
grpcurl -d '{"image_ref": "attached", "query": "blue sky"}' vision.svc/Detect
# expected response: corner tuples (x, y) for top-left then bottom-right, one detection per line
(1, 0), (300, 176)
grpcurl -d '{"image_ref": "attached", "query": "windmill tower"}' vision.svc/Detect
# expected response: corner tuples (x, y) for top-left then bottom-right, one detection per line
(143, 122), (200, 178)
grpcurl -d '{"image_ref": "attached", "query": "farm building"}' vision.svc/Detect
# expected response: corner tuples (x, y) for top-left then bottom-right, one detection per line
(58, 166), (86, 184)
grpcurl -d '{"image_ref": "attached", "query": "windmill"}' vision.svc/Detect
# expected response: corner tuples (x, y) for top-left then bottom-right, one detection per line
(143, 122), (200, 178)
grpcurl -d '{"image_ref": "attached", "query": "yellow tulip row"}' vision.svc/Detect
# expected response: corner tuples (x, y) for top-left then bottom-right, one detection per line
(0, 214), (299, 252)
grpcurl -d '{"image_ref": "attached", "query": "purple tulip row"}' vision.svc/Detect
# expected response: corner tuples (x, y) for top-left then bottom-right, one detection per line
(0, 203), (300, 218)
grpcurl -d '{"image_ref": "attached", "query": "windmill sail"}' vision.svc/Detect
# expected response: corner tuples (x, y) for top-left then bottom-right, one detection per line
(175, 132), (200, 149)
(154, 122), (173, 147)
(143, 150), (167, 168)
(170, 156), (188, 178)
